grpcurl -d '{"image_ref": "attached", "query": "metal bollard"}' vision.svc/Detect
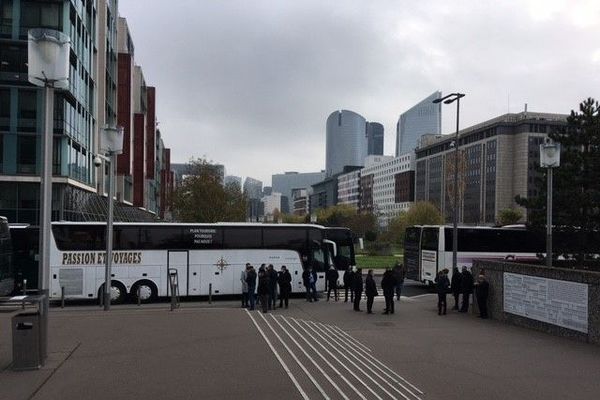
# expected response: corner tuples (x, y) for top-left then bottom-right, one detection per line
(209, 283), (212, 304)
(170, 283), (176, 311)
(61, 286), (65, 308)
(22, 279), (27, 295)
(137, 286), (141, 306)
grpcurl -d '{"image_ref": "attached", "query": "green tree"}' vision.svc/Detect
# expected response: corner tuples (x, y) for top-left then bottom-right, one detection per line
(516, 98), (600, 259)
(172, 158), (247, 222)
(282, 213), (306, 224)
(498, 208), (524, 226)
(381, 202), (443, 246)
(405, 201), (444, 226)
(315, 205), (377, 238)
(379, 212), (407, 246)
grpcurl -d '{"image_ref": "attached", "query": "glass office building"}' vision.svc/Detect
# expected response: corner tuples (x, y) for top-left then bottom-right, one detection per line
(395, 91), (442, 156)
(366, 122), (384, 156)
(0, 1), (155, 223)
(326, 110), (368, 177)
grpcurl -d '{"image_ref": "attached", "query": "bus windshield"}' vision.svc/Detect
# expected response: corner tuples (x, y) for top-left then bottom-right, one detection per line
(324, 228), (355, 270)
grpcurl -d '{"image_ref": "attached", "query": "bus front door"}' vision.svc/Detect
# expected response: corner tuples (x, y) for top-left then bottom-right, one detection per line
(167, 251), (189, 297)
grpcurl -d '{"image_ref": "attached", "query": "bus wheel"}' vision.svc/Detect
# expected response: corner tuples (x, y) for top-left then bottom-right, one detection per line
(132, 280), (157, 303)
(98, 281), (127, 304)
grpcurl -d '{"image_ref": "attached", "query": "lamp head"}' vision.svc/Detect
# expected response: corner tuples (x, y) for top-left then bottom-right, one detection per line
(93, 156), (102, 168)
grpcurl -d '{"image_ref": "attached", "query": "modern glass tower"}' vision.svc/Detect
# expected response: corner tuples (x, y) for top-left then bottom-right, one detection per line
(326, 110), (368, 177)
(395, 91), (442, 156)
(0, 0), (117, 223)
(366, 122), (384, 155)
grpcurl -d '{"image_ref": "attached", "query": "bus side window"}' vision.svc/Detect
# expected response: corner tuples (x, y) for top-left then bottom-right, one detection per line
(311, 247), (326, 272)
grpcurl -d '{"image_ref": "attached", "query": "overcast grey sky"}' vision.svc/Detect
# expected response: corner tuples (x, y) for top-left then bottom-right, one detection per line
(119, 0), (599, 185)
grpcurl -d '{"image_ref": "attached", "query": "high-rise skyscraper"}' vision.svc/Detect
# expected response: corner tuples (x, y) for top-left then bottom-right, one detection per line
(366, 122), (384, 155)
(243, 177), (263, 200)
(325, 110), (368, 177)
(395, 91), (442, 156)
(272, 171), (326, 213)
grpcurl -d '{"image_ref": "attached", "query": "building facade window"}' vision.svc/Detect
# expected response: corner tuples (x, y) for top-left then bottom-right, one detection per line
(18, 90), (37, 132)
(17, 135), (36, 173)
(20, 1), (63, 35)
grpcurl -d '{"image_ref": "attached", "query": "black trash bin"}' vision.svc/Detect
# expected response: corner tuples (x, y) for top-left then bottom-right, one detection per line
(12, 312), (42, 370)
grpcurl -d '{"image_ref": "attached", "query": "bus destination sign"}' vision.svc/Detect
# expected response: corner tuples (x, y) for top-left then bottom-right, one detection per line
(188, 228), (218, 245)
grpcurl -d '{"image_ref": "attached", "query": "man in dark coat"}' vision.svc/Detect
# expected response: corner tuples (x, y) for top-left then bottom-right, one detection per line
(245, 266), (257, 310)
(435, 269), (450, 315)
(277, 265), (292, 309)
(365, 269), (378, 314)
(460, 266), (474, 313)
(343, 266), (354, 303)
(393, 263), (406, 300)
(257, 266), (270, 313)
(475, 274), (490, 319)
(352, 268), (364, 311)
(381, 268), (397, 314)
(450, 266), (462, 310)
(267, 264), (278, 310)
(326, 266), (339, 301)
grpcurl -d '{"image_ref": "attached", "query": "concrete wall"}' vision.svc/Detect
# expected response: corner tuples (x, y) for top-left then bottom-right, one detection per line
(472, 260), (600, 344)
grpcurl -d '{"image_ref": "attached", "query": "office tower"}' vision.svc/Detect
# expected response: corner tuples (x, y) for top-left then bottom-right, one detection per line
(414, 111), (567, 224)
(243, 177), (263, 200)
(366, 122), (384, 155)
(396, 91), (442, 156)
(325, 110), (368, 177)
(272, 171), (326, 213)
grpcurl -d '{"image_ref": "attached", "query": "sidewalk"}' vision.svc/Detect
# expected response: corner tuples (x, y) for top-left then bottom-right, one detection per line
(1, 294), (600, 400)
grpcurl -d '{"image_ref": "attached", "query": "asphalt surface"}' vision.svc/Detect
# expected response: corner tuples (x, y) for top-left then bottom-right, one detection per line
(1, 281), (600, 400)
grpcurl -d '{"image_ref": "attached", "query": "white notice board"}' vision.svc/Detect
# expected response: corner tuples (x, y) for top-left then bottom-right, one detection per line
(503, 272), (588, 333)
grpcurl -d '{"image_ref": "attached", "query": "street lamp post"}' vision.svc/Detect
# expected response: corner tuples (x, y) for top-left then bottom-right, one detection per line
(540, 139), (561, 268)
(433, 93), (466, 271)
(27, 29), (70, 365)
(100, 126), (124, 310)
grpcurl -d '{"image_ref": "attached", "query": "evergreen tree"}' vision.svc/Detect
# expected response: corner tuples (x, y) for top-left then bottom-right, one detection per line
(516, 98), (600, 259)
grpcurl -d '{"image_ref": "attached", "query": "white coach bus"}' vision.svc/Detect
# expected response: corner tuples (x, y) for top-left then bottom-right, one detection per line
(404, 225), (545, 286)
(47, 222), (356, 303)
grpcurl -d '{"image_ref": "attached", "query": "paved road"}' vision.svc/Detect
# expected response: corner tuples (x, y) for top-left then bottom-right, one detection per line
(2, 287), (600, 400)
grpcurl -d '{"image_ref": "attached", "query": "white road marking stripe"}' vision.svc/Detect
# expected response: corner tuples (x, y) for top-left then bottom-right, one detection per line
(258, 312), (330, 400)
(303, 320), (398, 400)
(315, 322), (422, 400)
(290, 317), (370, 400)
(320, 323), (424, 395)
(272, 315), (351, 400)
(409, 293), (437, 299)
(329, 324), (372, 353)
(245, 310), (310, 400)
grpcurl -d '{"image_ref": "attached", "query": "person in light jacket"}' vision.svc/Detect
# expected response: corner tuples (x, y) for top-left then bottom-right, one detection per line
(240, 263), (250, 308)
(353, 268), (363, 311)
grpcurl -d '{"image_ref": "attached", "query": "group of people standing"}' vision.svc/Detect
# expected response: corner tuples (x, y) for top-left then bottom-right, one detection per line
(241, 263), (292, 313)
(436, 266), (489, 318)
(339, 263), (406, 315)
